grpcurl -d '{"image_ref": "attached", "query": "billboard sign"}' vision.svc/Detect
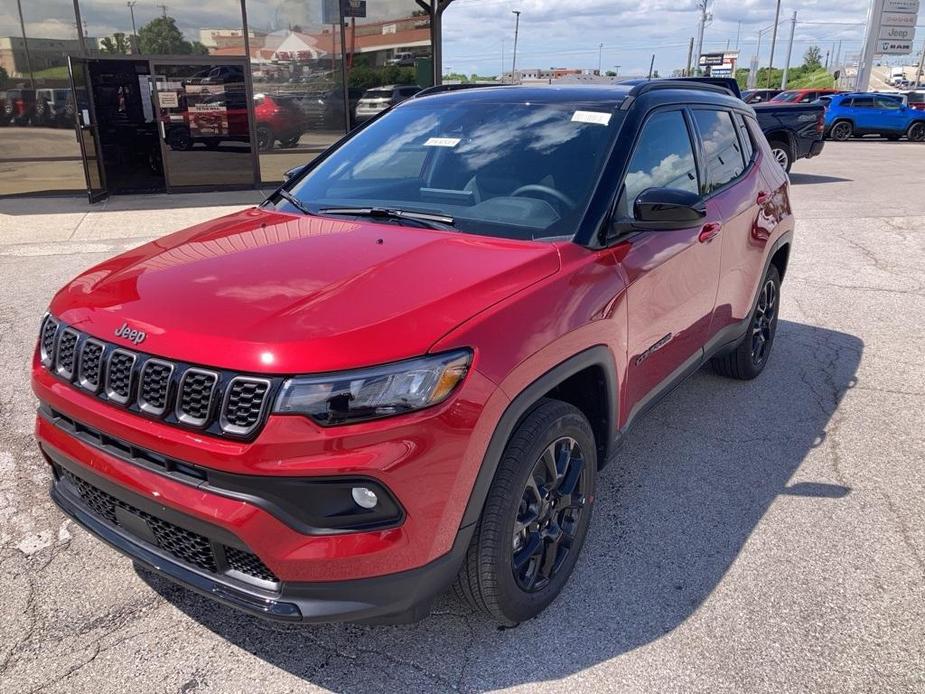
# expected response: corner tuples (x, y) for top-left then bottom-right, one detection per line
(699, 53), (725, 66)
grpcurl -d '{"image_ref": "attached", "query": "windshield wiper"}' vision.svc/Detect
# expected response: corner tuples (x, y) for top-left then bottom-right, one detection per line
(319, 207), (455, 229)
(276, 188), (312, 216)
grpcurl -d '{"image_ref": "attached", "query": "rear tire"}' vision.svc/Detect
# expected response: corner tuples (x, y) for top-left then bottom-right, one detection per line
(711, 264), (781, 380)
(907, 122), (925, 142)
(830, 120), (852, 141)
(768, 139), (792, 172)
(453, 399), (597, 626)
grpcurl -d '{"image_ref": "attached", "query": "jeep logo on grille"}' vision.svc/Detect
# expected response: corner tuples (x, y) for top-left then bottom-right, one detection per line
(114, 322), (146, 345)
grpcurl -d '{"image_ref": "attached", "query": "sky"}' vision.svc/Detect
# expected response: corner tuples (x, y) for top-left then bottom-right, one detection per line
(440, 0), (925, 77)
(2, 0), (923, 77)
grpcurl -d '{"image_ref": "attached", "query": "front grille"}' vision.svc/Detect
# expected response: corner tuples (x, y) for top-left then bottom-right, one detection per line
(138, 360), (173, 415)
(55, 328), (79, 379)
(221, 377), (271, 436)
(59, 467), (278, 584)
(38, 318), (278, 439)
(78, 340), (105, 392)
(40, 315), (58, 366)
(178, 370), (218, 426)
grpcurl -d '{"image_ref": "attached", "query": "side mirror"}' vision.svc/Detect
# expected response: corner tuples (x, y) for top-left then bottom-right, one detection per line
(633, 188), (706, 228)
(283, 163), (308, 182)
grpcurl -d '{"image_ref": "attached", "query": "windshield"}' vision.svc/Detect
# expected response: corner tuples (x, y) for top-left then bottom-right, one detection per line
(283, 97), (623, 241)
(771, 91), (801, 102)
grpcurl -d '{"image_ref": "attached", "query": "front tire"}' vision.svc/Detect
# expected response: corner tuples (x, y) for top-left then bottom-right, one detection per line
(830, 120), (853, 141)
(711, 264), (781, 380)
(454, 399), (597, 625)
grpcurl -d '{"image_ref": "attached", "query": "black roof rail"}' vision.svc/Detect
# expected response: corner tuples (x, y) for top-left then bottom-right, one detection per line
(626, 79), (735, 99)
(413, 83), (507, 99)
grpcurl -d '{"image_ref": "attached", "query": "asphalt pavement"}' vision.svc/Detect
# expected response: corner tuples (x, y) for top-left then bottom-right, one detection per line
(0, 141), (923, 693)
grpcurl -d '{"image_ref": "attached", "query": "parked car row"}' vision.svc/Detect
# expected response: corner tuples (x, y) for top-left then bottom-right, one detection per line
(0, 87), (76, 127)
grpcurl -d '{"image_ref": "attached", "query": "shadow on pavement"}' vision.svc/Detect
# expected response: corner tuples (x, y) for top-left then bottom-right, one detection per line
(788, 173), (852, 185)
(140, 318), (862, 692)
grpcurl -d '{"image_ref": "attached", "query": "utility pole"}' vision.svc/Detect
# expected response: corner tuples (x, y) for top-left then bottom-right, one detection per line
(501, 38), (505, 82)
(598, 43), (604, 74)
(157, 4), (168, 18)
(127, 1), (138, 54)
(15, 0), (35, 89)
(694, 0), (710, 76)
(510, 9), (521, 84)
(735, 20), (741, 49)
(781, 11), (797, 89)
(686, 36), (694, 76)
(766, 0), (782, 89)
(824, 50), (830, 70)
(647, 53), (655, 79)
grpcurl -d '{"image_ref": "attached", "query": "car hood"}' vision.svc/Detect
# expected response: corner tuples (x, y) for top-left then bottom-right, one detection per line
(50, 207), (560, 374)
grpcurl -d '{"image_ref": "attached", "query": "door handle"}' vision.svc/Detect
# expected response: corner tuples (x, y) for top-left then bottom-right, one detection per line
(756, 191), (772, 205)
(698, 222), (722, 243)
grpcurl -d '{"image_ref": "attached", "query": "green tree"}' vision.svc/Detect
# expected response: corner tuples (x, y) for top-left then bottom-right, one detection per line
(100, 32), (130, 55)
(803, 45), (823, 71)
(138, 16), (200, 55)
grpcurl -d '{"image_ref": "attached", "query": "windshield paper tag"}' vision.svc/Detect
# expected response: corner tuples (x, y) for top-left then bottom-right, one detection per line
(424, 137), (461, 147)
(571, 111), (612, 126)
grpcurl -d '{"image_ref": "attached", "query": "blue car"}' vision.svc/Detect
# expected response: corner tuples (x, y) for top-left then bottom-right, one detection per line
(823, 92), (925, 142)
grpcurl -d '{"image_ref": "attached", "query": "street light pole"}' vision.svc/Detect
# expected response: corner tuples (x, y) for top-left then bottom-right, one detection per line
(15, 0), (35, 89)
(598, 43), (603, 74)
(127, 1), (138, 54)
(694, 0), (709, 76)
(781, 11), (797, 89)
(766, 0), (781, 89)
(510, 10), (521, 84)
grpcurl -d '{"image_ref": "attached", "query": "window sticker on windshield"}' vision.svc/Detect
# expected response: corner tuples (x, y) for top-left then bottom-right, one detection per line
(424, 137), (461, 147)
(571, 111), (612, 126)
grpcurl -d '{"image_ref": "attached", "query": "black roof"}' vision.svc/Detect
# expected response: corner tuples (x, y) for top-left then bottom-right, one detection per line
(410, 81), (744, 112)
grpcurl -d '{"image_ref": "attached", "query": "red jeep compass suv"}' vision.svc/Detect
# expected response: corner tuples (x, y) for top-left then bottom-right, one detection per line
(34, 82), (793, 625)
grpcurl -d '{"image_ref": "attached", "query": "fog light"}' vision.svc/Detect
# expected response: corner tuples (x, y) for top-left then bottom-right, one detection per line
(351, 486), (378, 509)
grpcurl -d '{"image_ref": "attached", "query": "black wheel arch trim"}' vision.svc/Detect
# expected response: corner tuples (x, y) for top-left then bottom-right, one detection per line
(459, 345), (618, 529)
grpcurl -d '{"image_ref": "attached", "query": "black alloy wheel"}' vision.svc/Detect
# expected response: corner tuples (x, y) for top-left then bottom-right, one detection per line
(453, 399), (597, 625)
(711, 264), (781, 380)
(830, 121), (852, 141)
(907, 122), (925, 142)
(512, 436), (589, 592)
(751, 277), (778, 367)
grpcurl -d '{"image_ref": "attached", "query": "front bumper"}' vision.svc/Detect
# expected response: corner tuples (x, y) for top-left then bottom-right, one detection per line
(46, 441), (471, 623)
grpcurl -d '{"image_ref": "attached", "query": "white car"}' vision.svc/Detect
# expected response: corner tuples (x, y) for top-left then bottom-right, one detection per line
(354, 85), (421, 123)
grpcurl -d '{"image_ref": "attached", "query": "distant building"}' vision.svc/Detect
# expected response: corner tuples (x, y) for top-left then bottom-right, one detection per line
(0, 36), (94, 78)
(502, 67), (601, 83)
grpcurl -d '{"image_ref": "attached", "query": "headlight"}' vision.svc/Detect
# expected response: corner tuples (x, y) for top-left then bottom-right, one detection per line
(273, 350), (471, 425)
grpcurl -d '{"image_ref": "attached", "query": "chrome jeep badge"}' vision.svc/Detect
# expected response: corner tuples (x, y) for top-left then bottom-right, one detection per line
(114, 322), (146, 345)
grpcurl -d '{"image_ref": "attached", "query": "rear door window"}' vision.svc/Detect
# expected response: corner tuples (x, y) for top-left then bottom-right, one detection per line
(732, 112), (754, 162)
(876, 96), (902, 110)
(691, 109), (746, 192)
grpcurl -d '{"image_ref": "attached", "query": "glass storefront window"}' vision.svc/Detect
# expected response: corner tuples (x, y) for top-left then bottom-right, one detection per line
(0, 0), (84, 194)
(0, 0), (435, 197)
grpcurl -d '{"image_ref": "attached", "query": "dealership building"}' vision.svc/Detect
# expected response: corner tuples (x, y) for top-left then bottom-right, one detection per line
(0, 0), (451, 200)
